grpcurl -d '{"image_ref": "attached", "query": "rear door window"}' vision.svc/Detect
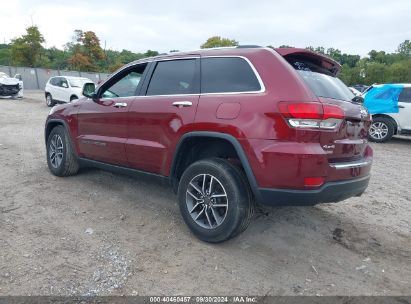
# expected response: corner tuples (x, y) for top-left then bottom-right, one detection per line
(399, 88), (411, 103)
(201, 57), (261, 93)
(146, 59), (198, 95)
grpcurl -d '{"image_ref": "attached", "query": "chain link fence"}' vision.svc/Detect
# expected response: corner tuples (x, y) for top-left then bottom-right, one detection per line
(0, 65), (110, 90)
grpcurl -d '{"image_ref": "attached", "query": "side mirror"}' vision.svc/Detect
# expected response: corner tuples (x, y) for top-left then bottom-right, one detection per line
(352, 95), (364, 104)
(14, 74), (22, 81)
(62, 82), (68, 88)
(82, 82), (97, 100)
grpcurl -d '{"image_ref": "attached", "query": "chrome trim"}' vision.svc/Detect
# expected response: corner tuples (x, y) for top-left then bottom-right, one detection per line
(113, 102), (127, 108)
(329, 159), (372, 169)
(100, 55), (266, 99)
(172, 101), (192, 107)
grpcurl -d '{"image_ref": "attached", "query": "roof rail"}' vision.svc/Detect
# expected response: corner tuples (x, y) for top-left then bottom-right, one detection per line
(236, 45), (262, 48)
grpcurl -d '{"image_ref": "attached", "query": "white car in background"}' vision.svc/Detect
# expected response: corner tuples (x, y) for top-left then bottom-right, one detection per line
(0, 72), (23, 98)
(45, 76), (94, 107)
(348, 86), (362, 96)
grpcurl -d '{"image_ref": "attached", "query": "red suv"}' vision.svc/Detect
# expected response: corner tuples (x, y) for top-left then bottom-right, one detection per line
(45, 46), (373, 242)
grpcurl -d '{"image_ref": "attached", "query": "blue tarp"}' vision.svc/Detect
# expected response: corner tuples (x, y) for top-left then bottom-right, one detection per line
(364, 84), (404, 114)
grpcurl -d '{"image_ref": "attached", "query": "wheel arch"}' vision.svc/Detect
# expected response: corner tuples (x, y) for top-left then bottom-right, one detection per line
(45, 119), (78, 157)
(170, 132), (261, 201)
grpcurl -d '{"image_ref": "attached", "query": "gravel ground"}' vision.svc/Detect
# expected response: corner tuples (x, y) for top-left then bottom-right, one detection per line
(0, 91), (410, 296)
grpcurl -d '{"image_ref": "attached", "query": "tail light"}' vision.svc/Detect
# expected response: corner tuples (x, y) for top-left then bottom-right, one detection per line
(278, 102), (344, 130)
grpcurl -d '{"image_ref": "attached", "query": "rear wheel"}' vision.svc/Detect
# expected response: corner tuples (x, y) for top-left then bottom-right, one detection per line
(46, 125), (79, 176)
(46, 93), (55, 107)
(368, 117), (395, 142)
(178, 158), (253, 243)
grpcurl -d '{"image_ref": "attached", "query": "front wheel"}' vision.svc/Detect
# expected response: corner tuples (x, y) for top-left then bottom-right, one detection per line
(178, 158), (253, 243)
(46, 125), (79, 176)
(46, 93), (55, 107)
(368, 117), (395, 142)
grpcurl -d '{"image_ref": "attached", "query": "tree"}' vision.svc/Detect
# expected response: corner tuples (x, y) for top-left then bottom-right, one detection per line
(10, 26), (45, 67)
(82, 31), (105, 62)
(0, 44), (11, 65)
(200, 36), (239, 49)
(144, 50), (159, 57)
(67, 29), (105, 71)
(397, 40), (411, 57)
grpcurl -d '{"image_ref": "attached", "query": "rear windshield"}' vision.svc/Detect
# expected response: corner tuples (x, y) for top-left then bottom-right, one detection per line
(297, 70), (354, 101)
(298, 70), (354, 101)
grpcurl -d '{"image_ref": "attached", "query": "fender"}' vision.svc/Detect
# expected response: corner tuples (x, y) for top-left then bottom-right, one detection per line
(170, 131), (262, 202)
(45, 118), (79, 157)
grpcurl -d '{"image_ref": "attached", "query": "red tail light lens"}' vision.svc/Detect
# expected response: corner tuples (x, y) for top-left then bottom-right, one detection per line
(323, 104), (345, 120)
(278, 102), (345, 129)
(278, 102), (323, 119)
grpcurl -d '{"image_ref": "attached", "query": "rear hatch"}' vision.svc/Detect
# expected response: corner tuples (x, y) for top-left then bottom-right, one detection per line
(275, 48), (371, 162)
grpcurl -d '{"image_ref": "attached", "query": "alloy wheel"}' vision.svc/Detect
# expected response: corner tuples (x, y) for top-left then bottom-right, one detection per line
(369, 122), (388, 140)
(186, 174), (228, 229)
(49, 134), (63, 168)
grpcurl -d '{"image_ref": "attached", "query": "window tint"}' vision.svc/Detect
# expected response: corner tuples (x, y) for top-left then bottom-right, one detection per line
(61, 78), (69, 88)
(146, 59), (197, 95)
(101, 63), (147, 98)
(201, 57), (261, 93)
(399, 88), (411, 103)
(297, 70), (354, 101)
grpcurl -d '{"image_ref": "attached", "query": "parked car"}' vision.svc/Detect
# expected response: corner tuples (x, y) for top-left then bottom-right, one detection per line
(352, 84), (369, 93)
(0, 72), (23, 98)
(364, 83), (411, 142)
(44, 46), (373, 242)
(45, 76), (94, 107)
(348, 86), (362, 96)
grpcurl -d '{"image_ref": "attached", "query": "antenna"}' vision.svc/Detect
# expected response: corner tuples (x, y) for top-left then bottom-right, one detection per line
(30, 13), (35, 26)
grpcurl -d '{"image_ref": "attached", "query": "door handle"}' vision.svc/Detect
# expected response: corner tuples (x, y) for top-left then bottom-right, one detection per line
(397, 105), (405, 108)
(113, 102), (128, 108)
(172, 101), (192, 108)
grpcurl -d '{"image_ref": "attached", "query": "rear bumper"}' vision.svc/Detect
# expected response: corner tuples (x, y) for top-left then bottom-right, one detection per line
(258, 175), (370, 206)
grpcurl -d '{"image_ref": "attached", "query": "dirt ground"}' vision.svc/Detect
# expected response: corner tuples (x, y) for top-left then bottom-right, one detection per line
(0, 91), (410, 296)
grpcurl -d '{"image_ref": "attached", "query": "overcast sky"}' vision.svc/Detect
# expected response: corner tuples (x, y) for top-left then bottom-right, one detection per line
(2, 0), (410, 56)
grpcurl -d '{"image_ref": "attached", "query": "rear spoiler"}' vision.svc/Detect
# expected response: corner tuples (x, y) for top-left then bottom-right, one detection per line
(274, 48), (341, 76)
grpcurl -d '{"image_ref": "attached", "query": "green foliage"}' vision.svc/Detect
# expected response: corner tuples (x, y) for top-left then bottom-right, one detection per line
(3, 28), (411, 86)
(397, 40), (411, 57)
(303, 41), (411, 85)
(200, 36), (239, 49)
(10, 26), (45, 67)
(0, 45), (11, 65)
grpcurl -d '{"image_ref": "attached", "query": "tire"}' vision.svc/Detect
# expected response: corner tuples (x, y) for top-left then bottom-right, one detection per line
(46, 125), (79, 177)
(178, 158), (253, 243)
(70, 95), (78, 102)
(368, 117), (395, 142)
(46, 93), (55, 107)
